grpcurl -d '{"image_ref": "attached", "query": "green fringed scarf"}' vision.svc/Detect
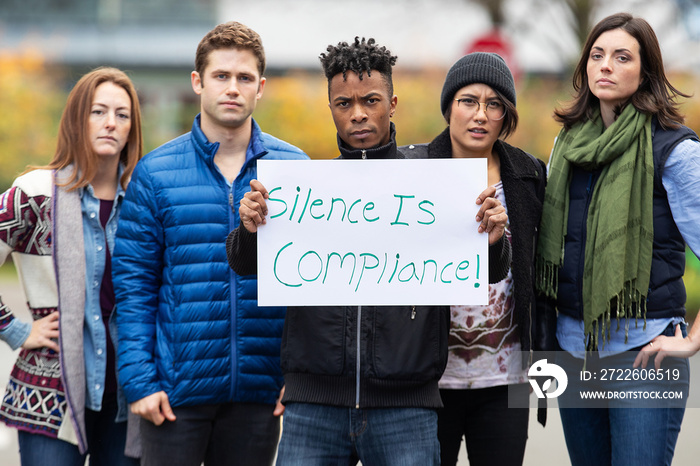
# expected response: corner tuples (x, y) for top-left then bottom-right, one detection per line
(536, 105), (654, 349)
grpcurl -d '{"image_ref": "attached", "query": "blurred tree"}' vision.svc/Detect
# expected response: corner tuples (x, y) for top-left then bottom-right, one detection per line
(254, 72), (338, 159)
(471, 0), (595, 67)
(474, 0), (505, 25)
(392, 69), (449, 146)
(0, 50), (65, 191)
(564, 0), (597, 49)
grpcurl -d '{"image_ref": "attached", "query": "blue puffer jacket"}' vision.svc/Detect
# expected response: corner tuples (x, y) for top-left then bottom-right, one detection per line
(113, 115), (308, 407)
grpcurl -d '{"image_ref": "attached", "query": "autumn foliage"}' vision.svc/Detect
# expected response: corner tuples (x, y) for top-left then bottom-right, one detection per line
(0, 50), (64, 190)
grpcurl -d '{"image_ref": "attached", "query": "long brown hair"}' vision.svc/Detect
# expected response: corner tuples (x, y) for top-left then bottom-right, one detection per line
(36, 67), (143, 191)
(554, 13), (689, 130)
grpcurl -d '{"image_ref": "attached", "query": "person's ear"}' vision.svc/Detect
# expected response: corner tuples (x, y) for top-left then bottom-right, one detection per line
(191, 71), (203, 95)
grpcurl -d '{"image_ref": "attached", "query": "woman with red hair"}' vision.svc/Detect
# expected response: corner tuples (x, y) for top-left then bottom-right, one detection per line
(0, 67), (143, 465)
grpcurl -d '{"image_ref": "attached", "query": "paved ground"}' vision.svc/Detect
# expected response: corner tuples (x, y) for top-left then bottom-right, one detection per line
(1, 273), (699, 465)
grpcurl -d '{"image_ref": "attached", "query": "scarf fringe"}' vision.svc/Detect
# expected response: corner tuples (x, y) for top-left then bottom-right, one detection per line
(535, 257), (559, 298)
(585, 280), (647, 351)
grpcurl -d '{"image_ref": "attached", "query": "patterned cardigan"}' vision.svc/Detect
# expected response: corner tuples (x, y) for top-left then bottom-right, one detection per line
(0, 167), (139, 457)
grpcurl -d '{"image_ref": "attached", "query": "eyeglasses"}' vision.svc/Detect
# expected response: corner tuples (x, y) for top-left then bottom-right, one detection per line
(454, 98), (506, 120)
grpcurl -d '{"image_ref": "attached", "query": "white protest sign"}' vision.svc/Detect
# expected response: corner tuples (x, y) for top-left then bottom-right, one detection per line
(256, 158), (488, 306)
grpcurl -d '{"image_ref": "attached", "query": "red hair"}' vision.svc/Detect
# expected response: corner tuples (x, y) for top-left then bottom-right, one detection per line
(34, 67), (143, 190)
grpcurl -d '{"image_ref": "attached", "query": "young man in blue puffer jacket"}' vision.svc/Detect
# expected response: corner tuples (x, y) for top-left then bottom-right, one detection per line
(112, 21), (308, 466)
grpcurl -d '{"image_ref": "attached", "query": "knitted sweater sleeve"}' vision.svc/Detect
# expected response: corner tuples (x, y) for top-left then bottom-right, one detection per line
(226, 226), (258, 276)
(489, 234), (511, 284)
(0, 185), (42, 349)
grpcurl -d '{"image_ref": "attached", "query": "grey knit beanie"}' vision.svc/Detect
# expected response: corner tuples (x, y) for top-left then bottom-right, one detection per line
(440, 52), (516, 116)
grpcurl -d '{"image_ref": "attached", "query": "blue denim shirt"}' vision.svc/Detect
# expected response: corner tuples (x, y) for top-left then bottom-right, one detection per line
(558, 138), (700, 356)
(81, 180), (125, 410)
(0, 313), (31, 350)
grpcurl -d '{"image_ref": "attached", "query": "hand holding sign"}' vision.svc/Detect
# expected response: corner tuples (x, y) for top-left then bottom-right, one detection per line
(476, 185), (507, 245)
(240, 179), (270, 233)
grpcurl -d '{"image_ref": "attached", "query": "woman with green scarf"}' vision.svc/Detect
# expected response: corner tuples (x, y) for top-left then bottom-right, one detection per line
(536, 13), (699, 466)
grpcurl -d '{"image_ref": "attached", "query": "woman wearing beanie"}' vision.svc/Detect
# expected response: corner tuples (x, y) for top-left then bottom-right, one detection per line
(537, 13), (698, 466)
(403, 52), (547, 466)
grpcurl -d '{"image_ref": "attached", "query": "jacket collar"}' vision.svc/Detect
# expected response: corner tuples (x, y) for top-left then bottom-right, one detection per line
(190, 114), (269, 166)
(426, 127), (453, 159)
(247, 119), (269, 163)
(337, 122), (403, 159)
(427, 127), (536, 179)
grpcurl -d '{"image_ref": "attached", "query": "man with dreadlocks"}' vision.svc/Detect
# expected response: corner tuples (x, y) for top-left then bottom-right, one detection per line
(226, 37), (510, 465)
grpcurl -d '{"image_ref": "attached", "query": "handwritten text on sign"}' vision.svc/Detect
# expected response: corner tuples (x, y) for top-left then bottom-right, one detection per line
(256, 158), (488, 306)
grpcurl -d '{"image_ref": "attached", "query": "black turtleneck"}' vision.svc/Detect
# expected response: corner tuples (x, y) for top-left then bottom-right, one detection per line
(336, 122), (403, 160)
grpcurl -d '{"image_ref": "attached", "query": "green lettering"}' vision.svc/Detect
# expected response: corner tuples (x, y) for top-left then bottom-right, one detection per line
(268, 187), (287, 219)
(417, 200), (436, 225)
(363, 202), (379, 222)
(377, 252), (388, 283)
(398, 262), (419, 283)
(440, 262), (454, 283)
(391, 195), (414, 226)
(309, 198), (325, 220)
(474, 254), (481, 288)
(298, 250), (323, 282)
(356, 253), (380, 292)
(297, 188), (312, 224)
(420, 260), (438, 284)
(455, 260), (470, 281)
(273, 242), (301, 287)
(388, 253), (400, 283)
(289, 186), (301, 221)
(324, 252), (358, 285)
(328, 198), (348, 222)
(347, 199), (362, 224)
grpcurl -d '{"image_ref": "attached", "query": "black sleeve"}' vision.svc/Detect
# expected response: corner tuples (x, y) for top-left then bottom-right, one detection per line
(488, 234), (511, 284)
(536, 157), (547, 202)
(534, 293), (558, 352)
(225, 226), (258, 276)
(533, 156), (556, 352)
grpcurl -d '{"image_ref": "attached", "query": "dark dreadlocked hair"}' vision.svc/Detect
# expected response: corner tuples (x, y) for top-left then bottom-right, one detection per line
(319, 37), (398, 98)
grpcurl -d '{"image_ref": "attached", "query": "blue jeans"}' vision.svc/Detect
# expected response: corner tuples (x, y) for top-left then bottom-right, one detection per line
(139, 402), (280, 466)
(559, 406), (685, 466)
(556, 323), (689, 466)
(18, 395), (137, 466)
(276, 403), (439, 466)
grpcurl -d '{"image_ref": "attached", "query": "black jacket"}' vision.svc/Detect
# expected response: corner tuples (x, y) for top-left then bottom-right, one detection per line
(402, 128), (548, 353)
(226, 124), (511, 408)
